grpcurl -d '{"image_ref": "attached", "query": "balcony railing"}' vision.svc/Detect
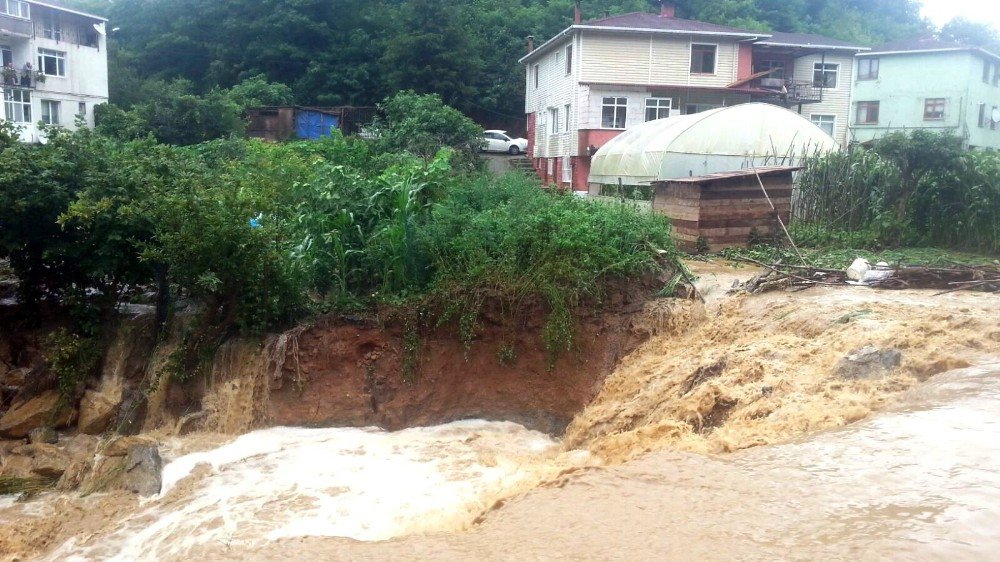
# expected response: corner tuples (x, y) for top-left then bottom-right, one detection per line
(749, 78), (823, 106)
(1, 73), (41, 89)
(0, 13), (32, 38)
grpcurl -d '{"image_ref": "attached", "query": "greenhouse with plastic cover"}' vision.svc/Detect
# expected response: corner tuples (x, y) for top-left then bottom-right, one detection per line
(588, 103), (840, 188)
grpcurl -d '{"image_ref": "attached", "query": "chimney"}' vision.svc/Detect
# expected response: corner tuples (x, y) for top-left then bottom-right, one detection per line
(527, 35), (535, 53)
(574, 1), (582, 24)
(660, 1), (676, 18)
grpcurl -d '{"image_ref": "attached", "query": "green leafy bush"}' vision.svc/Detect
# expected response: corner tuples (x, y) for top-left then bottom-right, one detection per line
(371, 91), (483, 167)
(421, 173), (675, 359)
(42, 328), (102, 397)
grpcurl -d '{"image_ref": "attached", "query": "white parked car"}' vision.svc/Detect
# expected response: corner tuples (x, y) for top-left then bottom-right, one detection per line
(482, 130), (528, 155)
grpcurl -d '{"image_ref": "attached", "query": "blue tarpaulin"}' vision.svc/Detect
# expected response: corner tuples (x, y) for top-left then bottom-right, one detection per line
(295, 110), (340, 140)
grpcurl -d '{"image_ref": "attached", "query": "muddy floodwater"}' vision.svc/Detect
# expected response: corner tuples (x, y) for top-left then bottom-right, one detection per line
(3, 364), (996, 561)
(212, 363), (1000, 561)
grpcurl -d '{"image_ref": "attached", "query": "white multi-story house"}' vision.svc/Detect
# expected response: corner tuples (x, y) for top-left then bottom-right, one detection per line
(0, 0), (109, 142)
(520, 3), (867, 190)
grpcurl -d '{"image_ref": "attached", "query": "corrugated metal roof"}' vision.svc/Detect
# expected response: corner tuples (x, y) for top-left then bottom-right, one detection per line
(862, 38), (1000, 61)
(582, 12), (764, 37)
(659, 166), (803, 184)
(27, 0), (107, 21)
(756, 32), (868, 51)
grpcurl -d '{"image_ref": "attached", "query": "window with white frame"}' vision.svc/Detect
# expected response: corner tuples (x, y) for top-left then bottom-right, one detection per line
(549, 107), (559, 135)
(565, 44), (573, 75)
(858, 58), (879, 81)
(979, 103), (987, 128)
(78, 101), (86, 117)
(562, 156), (571, 184)
(985, 60), (992, 84)
(42, 15), (62, 41)
(855, 101), (879, 124)
(645, 98), (671, 121)
(4, 88), (30, 122)
(810, 114), (835, 136)
(37, 49), (65, 77)
(41, 99), (60, 125)
(690, 44), (717, 74)
(756, 60), (785, 79)
(2, 0), (29, 19)
(813, 62), (839, 88)
(532, 64), (539, 89)
(601, 96), (627, 129)
(564, 104), (571, 132)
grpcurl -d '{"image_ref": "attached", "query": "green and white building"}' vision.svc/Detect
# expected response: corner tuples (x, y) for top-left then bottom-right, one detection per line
(851, 38), (1000, 149)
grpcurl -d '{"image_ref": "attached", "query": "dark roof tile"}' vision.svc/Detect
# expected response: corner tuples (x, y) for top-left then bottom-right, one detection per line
(582, 12), (765, 37)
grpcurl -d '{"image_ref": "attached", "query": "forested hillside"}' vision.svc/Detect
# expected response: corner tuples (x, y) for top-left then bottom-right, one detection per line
(60, 0), (941, 127)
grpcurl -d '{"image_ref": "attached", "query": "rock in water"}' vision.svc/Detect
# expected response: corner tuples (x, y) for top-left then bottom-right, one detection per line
(835, 346), (902, 380)
(103, 435), (157, 457)
(121, 444), (162, 496)
(0, 391), (75, 438)
(114, 389), (148, 436)
(78, 389), (120, 435)
(28, 427), (58, 444)
(10, 443), (71, 479)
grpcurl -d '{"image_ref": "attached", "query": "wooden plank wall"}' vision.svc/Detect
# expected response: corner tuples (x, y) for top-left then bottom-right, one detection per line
(653, 173), (793, 252)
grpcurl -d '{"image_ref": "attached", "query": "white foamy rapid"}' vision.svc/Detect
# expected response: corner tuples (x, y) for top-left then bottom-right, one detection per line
(47, 420), (588, 561)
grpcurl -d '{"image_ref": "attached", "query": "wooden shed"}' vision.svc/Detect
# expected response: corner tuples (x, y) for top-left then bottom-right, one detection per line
(652, 166), (800, 253)
(246, 106), (375, 142)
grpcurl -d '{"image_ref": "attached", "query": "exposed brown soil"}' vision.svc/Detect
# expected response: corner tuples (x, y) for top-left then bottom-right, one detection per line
(266, 288), (655, 435)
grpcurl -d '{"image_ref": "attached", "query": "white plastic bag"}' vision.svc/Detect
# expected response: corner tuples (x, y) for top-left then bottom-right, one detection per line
(846, 258), (870, 281)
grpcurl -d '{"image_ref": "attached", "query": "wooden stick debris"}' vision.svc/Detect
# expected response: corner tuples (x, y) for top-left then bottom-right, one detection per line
(731, 259), (999, 296)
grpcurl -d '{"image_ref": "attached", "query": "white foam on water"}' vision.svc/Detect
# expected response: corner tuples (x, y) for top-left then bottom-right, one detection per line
(47, 420), (582, 562)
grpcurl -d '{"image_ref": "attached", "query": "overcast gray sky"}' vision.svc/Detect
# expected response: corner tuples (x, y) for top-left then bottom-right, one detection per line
(920, 0), (1000, 31)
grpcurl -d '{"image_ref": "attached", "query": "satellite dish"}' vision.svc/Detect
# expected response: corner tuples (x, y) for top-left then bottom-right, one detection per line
(992, 108), (1000, 124)
(93, 23), (106, 36)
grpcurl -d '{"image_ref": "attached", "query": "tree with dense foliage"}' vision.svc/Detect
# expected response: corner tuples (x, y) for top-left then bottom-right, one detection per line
(940, 17), (1000, 50)
(372, 91), (484, 162)
(64, 0), (930, 132)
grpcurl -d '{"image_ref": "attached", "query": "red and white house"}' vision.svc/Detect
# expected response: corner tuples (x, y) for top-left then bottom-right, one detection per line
(520, 3), (867, 190)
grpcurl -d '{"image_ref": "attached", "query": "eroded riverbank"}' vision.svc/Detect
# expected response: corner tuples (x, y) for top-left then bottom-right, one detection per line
(1, 260), (997, 561)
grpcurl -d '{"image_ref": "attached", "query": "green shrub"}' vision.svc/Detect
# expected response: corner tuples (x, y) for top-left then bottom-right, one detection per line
(421, 173), (674, 360)
(795, 131), (999, 253)
(42, 329), (102, 398)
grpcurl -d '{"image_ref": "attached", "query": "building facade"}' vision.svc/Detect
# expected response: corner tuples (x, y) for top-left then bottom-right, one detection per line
(520, 5), (866, 190)
(851, 39), (1000, 150)
(0, 0), (109, 142)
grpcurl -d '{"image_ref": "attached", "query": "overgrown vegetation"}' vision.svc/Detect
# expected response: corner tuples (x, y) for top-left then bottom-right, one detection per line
(42, 329), (103, 398)
(794, 131), (1000, 254)
(722, 245), (997, 270)
(0, 93), (675, 382)
(95, 75), (294, 145)
(0, 476), (56, 497)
